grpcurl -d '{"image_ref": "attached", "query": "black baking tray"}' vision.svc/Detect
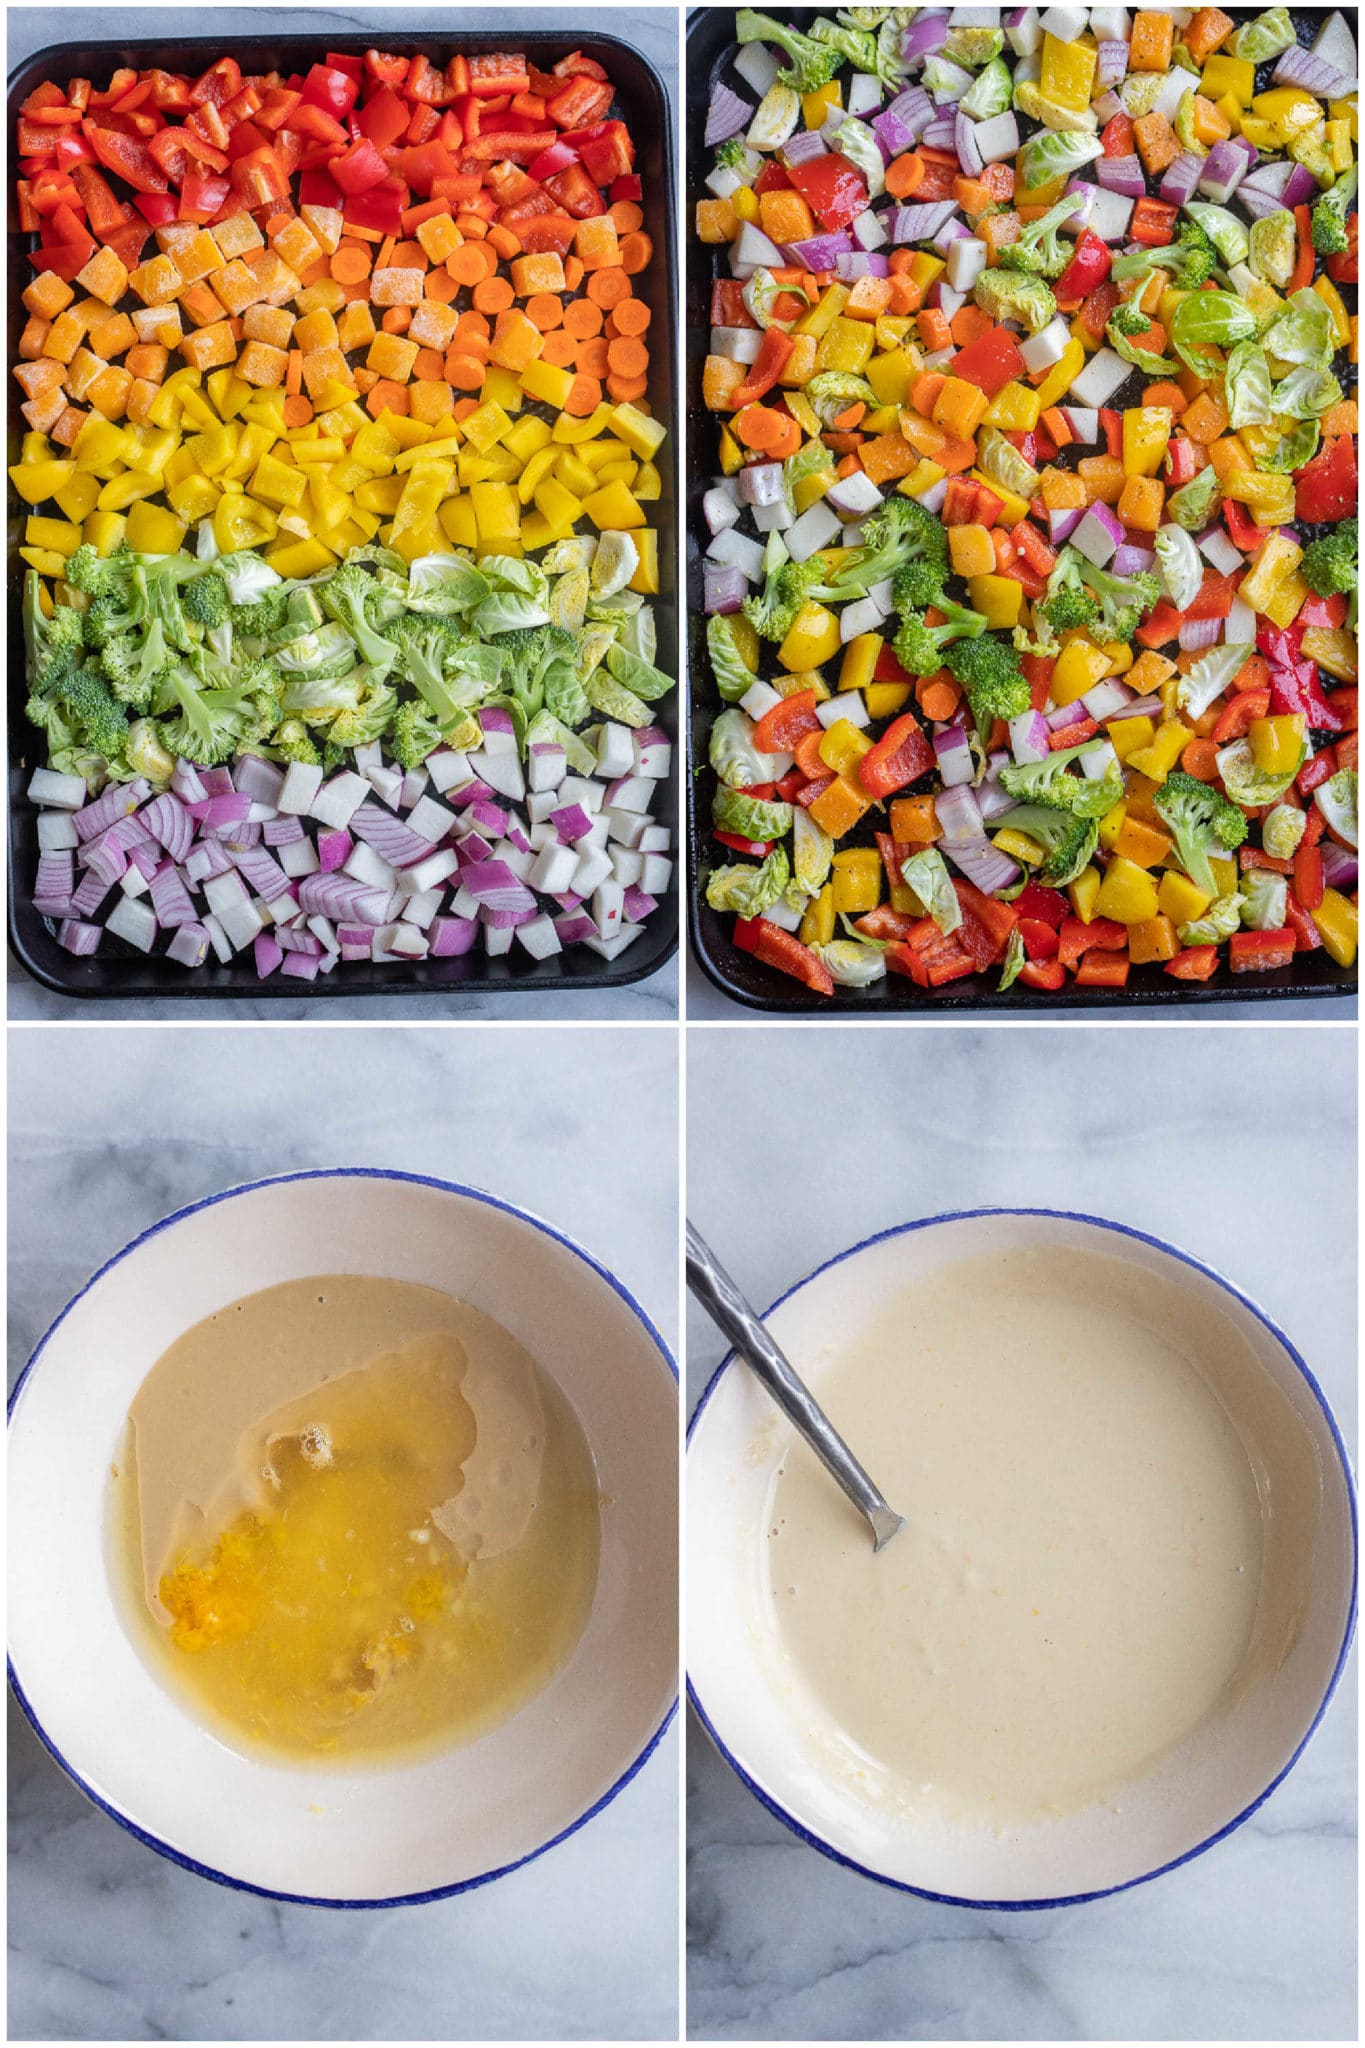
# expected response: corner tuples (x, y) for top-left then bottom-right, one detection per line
(8, 28), (679, 999)
(685, 6), (1357, 1012)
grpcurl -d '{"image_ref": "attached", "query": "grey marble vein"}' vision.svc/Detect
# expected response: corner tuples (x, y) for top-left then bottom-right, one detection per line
(8, 1026), (680, 2042)
(685, 1026), (1357, 2041)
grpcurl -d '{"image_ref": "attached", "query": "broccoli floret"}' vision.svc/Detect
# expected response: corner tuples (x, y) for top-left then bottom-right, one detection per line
(85, 575), (147, 649)
(96, 618), (174, 709)
(1152, 768), (1249, 896)
(973, 268), (1057, 336)
(490, 623), (578, 718)
(893, 598), (989, 678)
(154, 659), (263, 767)
(1078, 558), (1162, 644)
(270, 719), (322, 766)
(1113, 222), (1217, 288)
(231, 584), (293, 642)
(822, 494), (949, 606)
(997, 803), (1099, 886)
(714, 136), (751, 170)
(998, 194), (1084, 281)
(382, 613), (472, 726)
(390, 698), (445, 771)
(999, 740), (1123, 820)
(809, 18), (879, 74)
(735, 8), (842, 91)
(23, 572), (87, 689)
(1300, 518), (1358, 598)
(1108, 298), (1156, 338)
(181, 572), (230, 631)
(1042, 585), (1102, 634)
(1311, 165), (1357, 256)
(319, 563), (401, 677)
(742, 557), (826, 643)
(64, 542), (129, 597)
(130, 553), (205, 655)
(329, 682), (397, 750)
(48, 664), (131, 765)
(945, 634), (1031, 736)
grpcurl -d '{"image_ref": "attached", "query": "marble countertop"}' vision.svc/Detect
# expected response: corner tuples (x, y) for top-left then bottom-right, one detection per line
(685, 1025), (1357, 2042)
(7, 6), (679, 1027)
(7, 1026), (679, 2043)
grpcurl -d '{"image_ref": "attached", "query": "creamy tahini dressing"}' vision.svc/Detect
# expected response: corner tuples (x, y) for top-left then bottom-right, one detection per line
(763, 1245), (1320, 1828)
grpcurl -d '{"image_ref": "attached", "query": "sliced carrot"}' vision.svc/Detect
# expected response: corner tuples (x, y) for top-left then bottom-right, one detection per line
(619, 232), (651, 275)
(389, 239), (429, 271)
(472, 274), (514, 315)
(917, 677), (961, 722)
(413, 347), (446, 380)
(487, 223), (521, 261)
(564, 372), (604, 416)
(455, 212), (490, 240)
(885, 152), (925, 199)
(331, 245), (374, 286)
(366, 379), (409, 417)
(282, 392), (313, 427)
(1181, 737), (1221, 781)
(295, 255), (330, 289)
(444, 351), (486, 391)
(286, 349), (302, 395)
(1143, 380), (1187, 414)
(377, 236), (396, 268)
(541, 329), (577, 367)
(829, 400), (866, 431)
(606, 371), (650, 404)
(381, 306), (412, 333)
(446, 243), (492, 287)
(562, 297), (603, 339)
(452, 396), (482, 422)
(587, 266), (631, 309)
(525, 291), (564, 330)
(577, 336), (611, 378)
(610, 296), (651, 336)
(610, 199), (643, 235)
(423, 266), (460, 304)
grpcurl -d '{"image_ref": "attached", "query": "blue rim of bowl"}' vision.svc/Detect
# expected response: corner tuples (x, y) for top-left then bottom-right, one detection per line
(685, 1204), (1358, 1913)
(8, 1164), (679, 1910)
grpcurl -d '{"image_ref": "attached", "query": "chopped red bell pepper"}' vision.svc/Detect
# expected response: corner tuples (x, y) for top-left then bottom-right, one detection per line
(1054, 228), (1111, 302)
(1229, 929), (1295, 973)
(734, 918), (836, 994)
(364, 50), (410, 90)
(857, 713), (934, 799)
(1165, 946), (1219, 981)
(1294, 435), (1356, 524)
(328, 135), (389, 196)
(545, 76), (614, 128)
(299, 63), (359, 120)
(714, 830), (774, 858)
(752, 691), (822, 754)
(1018, 956), (1067, 990)
(1018, 917), (1062, 960)
(1074, 952), (1130, 988)
(88, 125), (168, 193)
(947, 325), (1026, 399)
(342, 179), (404, 235)
(783, 151), (868, 234)
(726, 328), (795, 410)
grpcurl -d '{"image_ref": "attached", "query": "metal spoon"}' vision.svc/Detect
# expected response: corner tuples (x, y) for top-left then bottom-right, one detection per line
(686, 1221), (903, 1552)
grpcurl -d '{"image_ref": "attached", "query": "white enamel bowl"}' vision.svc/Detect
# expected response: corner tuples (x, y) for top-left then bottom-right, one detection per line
(9, 1168), (678, 1906)
(687, 1208), (1355, 1908)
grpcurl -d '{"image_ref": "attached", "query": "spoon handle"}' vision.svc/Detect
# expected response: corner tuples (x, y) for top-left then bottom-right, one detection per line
(686, 1222), (903, 1552)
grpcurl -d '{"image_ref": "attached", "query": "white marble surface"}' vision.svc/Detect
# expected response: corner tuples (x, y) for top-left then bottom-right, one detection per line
(7, 5), (679, 1025)
(7, 1027), (680, 2042)
(685, 1026), (1357, 2041)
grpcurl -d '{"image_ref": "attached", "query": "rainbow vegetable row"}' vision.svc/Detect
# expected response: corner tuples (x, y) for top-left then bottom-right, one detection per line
(12, 46), (677, 977)
(697, 5), (1358, 997)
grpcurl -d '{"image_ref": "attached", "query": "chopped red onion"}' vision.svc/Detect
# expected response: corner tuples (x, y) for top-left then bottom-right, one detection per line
(873, 88), (933, 156)
(1106, 694), (1165, 721)
(296, 874), (395, 925)
(1095, 40), (1128, 89)
(171, 759), (207, 804)
(34, 851), (74, 915)
(462, 860), (538, 913)
(623, 886), (659, 923)
(234, 754), (286, 807)
(254, 932), (284, 978)
(140, 792), (196, 862)
(71, 869), (114, 918)
(1096, 154), (1145, 198)
(1112, 543), (1156, 576)
(553, 912), (598, 946)
(935, 781), (983, 842)
(281, 951), (320, 982)
(57, 918), (101, 956)
(785, 229), (854, 270)
(901, 11), (949, 66)
(891, 200), (957, 243)
(835, 249), (890, 279)
(781, 130), (828, 166)
(166, 922), (209, 969)
(705, 83), (753, 147)
(1158, 152), (1203, 205)
(704, 561), (748, 614)
(229, 844), (293, 902)
(1273, 47), (1354, 100)
(316, 828), (352, 873)
(82, 833), (127, 888)
(149, 863), (197, 927)
(1049, 504), (1085, 545)
(73, 780), (150, 843)
(942, 836), (1020, 896)
(1178, 616), (1223, 653)
(954, 112), (984, 178)
(349, 804), (434, 867)
(1320, 843), (1358, 891)
(920, 116), (959, 150)
(1198, 138), (1248, 204)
